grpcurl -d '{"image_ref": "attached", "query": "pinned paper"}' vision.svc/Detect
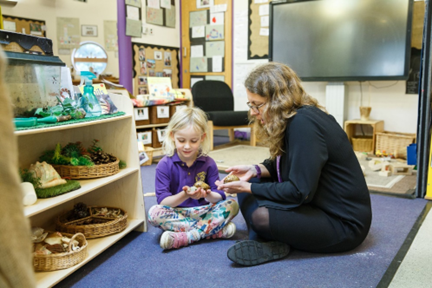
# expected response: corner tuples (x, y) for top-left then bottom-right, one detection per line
(191, 45), (204, 58)
(259, 28), (269, 36)
(210, 13), (224, 25)
(148, 0), (160, 9)
(192, 26), (205, 38)
(261, 16), (269, 27)
(210, 4), (227, 13)
(212, 56), (223, 72)
(259, 4), (269, 16)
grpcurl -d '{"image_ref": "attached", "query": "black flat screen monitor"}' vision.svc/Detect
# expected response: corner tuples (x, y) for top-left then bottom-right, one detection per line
(269, 0), (414, 81)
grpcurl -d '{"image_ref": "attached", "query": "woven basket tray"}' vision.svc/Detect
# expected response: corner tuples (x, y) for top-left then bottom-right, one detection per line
(375, 131), (416, 155)
(53, 158), (120, 179)
(55, 206), (128, 238)
(33, 232), (88, 272)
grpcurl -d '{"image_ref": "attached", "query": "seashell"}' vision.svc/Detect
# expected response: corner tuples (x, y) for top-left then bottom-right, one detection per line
(31, 227), (48, 243)
(194, 181), (210, 190)
(28, 161), (67, 188)
(44, 232), (63, 245)
(224, 175), (240, 183)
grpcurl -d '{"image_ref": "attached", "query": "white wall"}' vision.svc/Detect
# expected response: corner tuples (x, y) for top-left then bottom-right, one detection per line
(233, 0), (419, 134)
(1, 0), (180, 78)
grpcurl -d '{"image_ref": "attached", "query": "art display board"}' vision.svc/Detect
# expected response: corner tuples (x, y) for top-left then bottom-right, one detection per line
(181, 0), (232, 88)
(132, 42), (179, 96)
(248, 0), (270, 59)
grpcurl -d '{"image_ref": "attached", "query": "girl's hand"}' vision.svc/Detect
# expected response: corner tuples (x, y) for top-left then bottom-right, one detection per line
(224, 165), (256, 182)
(183, 186), (205, 199)
(215, 179), (252, 194)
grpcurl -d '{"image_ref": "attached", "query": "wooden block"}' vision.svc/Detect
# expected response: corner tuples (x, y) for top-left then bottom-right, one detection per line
(379, 170), (391, 177)
(390, 163), (413, 176)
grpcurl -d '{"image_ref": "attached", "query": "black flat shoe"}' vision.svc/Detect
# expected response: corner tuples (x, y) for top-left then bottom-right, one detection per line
(227, 240), (290, 266)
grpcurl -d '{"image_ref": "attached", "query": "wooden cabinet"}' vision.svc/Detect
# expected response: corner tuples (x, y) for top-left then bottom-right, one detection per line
(16, 92), (146, 287)
(344, 119), (384, 153)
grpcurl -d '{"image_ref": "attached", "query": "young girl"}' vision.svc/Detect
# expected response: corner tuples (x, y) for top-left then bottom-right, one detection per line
(147, 107), (239, 250)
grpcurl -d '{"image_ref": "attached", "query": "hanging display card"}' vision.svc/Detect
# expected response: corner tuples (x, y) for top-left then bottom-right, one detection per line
(205, 24), (224, 41)
(146, 0), (176, 28)
(57, 17), (80, 49)
(126, 18), (142, 37)
(190, 10), (208, 27)
(206, 41), (225, 56)
(126, 0), (141, 7)
(190, 57), (208, 72)
(104, 20), (118, 51)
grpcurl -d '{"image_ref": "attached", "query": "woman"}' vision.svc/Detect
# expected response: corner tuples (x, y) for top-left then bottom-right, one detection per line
(216, 62), (372, 266)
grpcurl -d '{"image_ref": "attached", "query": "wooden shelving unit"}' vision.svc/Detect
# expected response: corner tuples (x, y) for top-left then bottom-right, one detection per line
(344, 119), (384, 153)
(17, 92), (146, 288)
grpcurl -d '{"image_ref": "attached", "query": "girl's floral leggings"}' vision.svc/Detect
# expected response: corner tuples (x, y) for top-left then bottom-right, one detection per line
(148, 199), (238, 238)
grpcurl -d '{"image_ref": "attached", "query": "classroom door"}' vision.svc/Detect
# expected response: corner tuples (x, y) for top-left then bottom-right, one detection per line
(181, 0), (232, 89)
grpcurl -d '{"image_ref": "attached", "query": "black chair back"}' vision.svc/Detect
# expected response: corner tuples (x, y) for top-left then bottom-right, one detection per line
(191, 80), (234, 112)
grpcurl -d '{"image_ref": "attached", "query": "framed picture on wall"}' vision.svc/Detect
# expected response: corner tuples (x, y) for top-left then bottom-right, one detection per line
(81, 25), (98, 37)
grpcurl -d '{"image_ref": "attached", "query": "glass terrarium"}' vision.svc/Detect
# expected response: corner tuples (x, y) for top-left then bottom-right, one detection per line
(0, 31), (66, 117)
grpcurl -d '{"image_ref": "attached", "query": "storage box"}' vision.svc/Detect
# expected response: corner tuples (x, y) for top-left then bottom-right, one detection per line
(352, 136), (373, 152)
(134, 107), (150, 126)
(407, 143), (417, 165)
(137, 130), (152, 147)
(152, 128), (167, 148)
(375, 131), (416, 155)
(140, 146), (154, 166)
(169, 103), (188, 117)
(150, 105), (170, 124)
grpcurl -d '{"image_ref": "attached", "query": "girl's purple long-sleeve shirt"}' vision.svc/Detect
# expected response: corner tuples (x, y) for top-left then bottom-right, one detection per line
(155, 151), (226, 207)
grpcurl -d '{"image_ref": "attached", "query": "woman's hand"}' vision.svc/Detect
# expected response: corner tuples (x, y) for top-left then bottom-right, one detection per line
(224, 165), (256, 182)
(215, 179), (252, 194)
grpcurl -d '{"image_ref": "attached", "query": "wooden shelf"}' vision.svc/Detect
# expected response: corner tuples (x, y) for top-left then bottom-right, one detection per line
(19, 91), (147, 287)
(136, 123), (168, 129)
(24, 167), (139, 217)
(15, 114), (131, 137)
(344, 119), (384, 153)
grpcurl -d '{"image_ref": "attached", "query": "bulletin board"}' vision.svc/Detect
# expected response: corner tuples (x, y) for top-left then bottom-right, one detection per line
(2, 15), (46, 37)
(132, 42), (179, 96)
(248, 0), (270, 60)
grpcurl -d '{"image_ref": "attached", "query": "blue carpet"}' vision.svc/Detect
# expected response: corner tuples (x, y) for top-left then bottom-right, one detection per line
(55, 185), (427, 287)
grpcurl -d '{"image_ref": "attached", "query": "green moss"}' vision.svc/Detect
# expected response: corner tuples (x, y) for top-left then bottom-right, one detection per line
(35, 180), (81, 198)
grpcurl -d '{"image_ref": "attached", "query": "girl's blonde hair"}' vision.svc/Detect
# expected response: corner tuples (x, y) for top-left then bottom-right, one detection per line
(162, 106), (211, 157)
(244, 62), (326, 159)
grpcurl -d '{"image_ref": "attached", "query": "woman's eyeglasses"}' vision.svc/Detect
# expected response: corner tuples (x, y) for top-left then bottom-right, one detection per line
(246, 102), (266, 113)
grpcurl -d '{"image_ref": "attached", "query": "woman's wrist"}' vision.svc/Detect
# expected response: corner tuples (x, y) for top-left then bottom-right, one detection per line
(254, 164), (262, 179)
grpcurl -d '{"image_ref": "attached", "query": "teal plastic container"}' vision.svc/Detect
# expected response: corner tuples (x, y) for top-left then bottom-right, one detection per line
(81, 79), (101, 118)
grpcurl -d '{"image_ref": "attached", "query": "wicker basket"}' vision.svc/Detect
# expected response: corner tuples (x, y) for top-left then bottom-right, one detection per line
(141, 146), (154, 166)
(352, 136), (373, 152)
(33, 232), (88, 272)
(55, 206), (128, 238)
(375, 131), (416, 155)
(53, 158), (120, 179)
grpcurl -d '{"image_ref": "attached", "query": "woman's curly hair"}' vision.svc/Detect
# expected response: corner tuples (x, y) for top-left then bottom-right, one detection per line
(245, 62), (326, 159)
